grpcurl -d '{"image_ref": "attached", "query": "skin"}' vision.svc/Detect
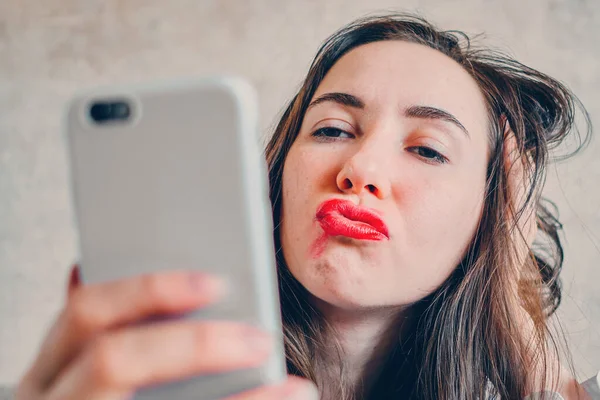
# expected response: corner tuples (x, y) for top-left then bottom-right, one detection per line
(280, 41), (490, 387)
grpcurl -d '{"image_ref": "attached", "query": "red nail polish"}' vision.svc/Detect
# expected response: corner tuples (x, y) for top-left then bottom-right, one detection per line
(69, 264), (81, 287)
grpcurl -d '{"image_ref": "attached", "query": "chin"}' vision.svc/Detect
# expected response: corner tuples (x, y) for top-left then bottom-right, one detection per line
(297, 254), (381, 310)
(309, 283), (370, 311)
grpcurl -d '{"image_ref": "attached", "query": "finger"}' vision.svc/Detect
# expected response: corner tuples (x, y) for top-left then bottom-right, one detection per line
(27, 270), (225, 390)
(67, 264), (81, 298)
(48, 385), (129, 400)
(223, 376), (319, 400)
(46, 321), (272, 400)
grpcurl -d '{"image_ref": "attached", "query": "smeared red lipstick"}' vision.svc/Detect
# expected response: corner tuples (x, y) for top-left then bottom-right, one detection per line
(316, 199), (389, 241)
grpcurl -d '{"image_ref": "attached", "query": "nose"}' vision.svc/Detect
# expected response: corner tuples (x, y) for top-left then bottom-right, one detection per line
(336, 143), (391, 199)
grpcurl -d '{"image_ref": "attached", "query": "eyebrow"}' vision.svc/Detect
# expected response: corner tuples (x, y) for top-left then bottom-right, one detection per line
(308, 92), (365, 110)
(307, 92), (470, 139)
(404, 105), (470, 139)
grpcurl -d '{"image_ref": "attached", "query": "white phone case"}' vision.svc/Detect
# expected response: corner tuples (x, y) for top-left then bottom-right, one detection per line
(64, 77), (286, 400)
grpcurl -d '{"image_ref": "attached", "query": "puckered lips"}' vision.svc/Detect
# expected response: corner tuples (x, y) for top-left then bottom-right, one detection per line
(315, 198), (389, 241)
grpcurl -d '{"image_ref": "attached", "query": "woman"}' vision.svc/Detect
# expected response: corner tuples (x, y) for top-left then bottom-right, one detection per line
(16, 13), (596, 400)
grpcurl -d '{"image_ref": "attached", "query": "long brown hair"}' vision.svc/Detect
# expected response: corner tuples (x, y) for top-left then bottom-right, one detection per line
(264, 13), (591, 400)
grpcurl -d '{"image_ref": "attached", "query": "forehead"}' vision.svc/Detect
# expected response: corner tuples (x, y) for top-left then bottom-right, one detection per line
(313, 40), (489, 136)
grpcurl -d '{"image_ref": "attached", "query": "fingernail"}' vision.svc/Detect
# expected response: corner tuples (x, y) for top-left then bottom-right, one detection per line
(188, 273), (226, 297)
(69, 264), (81, 287)
(243, 327), (272, 354)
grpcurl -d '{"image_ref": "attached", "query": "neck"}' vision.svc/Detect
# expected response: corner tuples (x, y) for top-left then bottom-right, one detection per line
(311, 298), (409, 398)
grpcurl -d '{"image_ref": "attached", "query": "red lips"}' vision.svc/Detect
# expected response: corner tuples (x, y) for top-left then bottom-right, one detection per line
(315, 198), (389, 241)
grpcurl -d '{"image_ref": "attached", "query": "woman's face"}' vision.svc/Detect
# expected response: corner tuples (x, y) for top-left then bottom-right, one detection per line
(280, 41), (490, 310)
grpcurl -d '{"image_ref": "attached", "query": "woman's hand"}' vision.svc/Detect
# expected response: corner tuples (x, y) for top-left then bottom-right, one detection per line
(15, 266), (319, 400)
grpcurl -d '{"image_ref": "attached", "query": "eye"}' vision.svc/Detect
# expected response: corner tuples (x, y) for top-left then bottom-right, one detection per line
(407, 146), (448, 164)
(311, 127), (355, 141)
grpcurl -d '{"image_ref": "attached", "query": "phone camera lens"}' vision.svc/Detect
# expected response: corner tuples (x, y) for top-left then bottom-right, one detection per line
(89, 101), (131, 124)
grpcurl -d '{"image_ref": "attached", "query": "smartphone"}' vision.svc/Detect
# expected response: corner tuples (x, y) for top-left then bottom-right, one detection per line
(64, 77), (286, 400)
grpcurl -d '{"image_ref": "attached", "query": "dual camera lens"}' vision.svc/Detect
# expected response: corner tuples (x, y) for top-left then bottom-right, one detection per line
(89, 101), (131, 124)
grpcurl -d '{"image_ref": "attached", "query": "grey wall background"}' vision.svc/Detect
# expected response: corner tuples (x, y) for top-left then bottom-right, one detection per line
(1, 0), (599, 389)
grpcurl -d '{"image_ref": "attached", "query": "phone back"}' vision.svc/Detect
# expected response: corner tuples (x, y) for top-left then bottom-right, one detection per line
(64, 77), (286, 400)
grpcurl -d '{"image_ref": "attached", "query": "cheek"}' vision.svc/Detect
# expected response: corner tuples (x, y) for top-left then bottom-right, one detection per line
(282, 151), (311, 215)
(280, 149), (320, 251)
(412, 180), (483, 230)
(396, 173), (485, 284)
(281, 145), (336, 212)
(400, 151), (487, 235)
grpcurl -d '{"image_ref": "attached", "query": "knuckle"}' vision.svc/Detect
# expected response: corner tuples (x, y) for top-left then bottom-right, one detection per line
(64, 290), (100, 333)
(14, 375), (36, 400)
(140, 274), (175, 306)
(193, 323), (220, 347)
(192, 323), (246, 359)
(86, 336), (124, 388)
(191, 323), (233, 360)
(190, 325), (210, 353)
